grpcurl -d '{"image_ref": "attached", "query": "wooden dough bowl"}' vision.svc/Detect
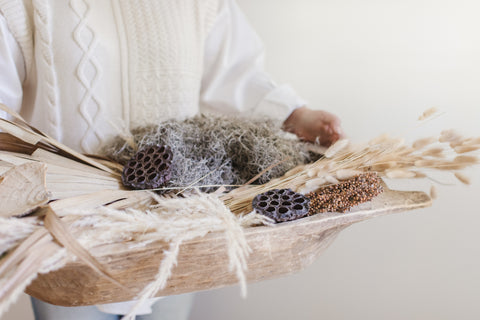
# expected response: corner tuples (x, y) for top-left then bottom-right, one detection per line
(26, 186), (431, 306)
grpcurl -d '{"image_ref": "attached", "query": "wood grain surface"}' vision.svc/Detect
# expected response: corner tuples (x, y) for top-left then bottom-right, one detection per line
(26, 186), (431, 306)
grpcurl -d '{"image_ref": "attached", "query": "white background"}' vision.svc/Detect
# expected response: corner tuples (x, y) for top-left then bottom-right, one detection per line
(4, 0), (480, 319)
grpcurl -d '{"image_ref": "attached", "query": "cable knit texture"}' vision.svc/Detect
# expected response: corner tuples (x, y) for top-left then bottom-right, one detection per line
(117, 0), (219, 129)
(69, 0), (104, 152)
(0, 0), (34, 80)
(32, 0), (62, 141)
(0, 0), (220, 152)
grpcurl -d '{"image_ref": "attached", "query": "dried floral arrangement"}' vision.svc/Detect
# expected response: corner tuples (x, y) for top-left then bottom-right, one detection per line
(103, 115), (317, 189)
(0, 105), (478, 320)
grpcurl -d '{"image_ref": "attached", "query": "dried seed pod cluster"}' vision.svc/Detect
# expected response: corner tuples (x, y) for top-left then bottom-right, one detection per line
(122, 145), (173, 190)
(306, 172), (383, 214)
(252, 189), (310, 223)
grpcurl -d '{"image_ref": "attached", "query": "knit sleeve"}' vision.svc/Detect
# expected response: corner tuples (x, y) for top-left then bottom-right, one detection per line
(199, 0), (307, 121)
(0, 13), (25, 116)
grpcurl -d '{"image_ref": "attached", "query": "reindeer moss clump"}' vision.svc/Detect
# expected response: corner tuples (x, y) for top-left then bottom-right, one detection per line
(102, 115), (316, 190)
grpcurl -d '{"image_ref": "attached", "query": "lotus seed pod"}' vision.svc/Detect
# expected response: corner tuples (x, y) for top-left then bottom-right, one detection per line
(252, 188), (310, 223)
(122, 145), (173, 190)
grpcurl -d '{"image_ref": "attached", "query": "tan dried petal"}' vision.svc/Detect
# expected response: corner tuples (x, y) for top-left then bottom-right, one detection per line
(371, 161), (398, 171)
(437, 162), (466, 170)
(454, 145), (480, 154)
(418, 107), (439, 121)
(450, 140), (464, 148)
(421, 147), (444, 157)
(454, 172), (471, 185)
(414, 171), (427, 178)
(462, 137), (480, 146)
(414, 159), (437, 167)
(385, 169), (416, 179)
(454, 155), (478, 165)
(439, 129), (462, 143)
(413, 137), (436, 149)
(430, 185), (438, 199)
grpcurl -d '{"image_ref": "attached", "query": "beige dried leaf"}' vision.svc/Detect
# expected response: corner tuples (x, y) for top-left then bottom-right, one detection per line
(454, 155), (478, 165)
(414, 159), (437, 168)
(454, 145), (480, 154)
(421, 147), (444, 157)
(439, 129), (462, 143)
(418, 107), (439, 121)
(414, 171), (427, 178)
(371, 161), (398, 172)
(462, 137), (480, 146)
(385, 169), (417, 179)
(0, 162), (50, 218)
(430, 185), (438, 199)
(454, 172), (471, 185)
(412, 137), (436, 149)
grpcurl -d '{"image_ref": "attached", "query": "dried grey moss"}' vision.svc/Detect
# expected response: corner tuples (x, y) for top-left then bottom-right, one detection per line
(102, 115), (317, 191)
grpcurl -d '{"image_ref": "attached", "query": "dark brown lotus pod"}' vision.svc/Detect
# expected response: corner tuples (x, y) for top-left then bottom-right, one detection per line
(252, 188), (310, 223)
(122, 145), (173, 190)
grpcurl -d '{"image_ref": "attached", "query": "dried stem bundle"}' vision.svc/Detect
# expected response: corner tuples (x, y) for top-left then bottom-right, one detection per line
(223, 131), (479, 215)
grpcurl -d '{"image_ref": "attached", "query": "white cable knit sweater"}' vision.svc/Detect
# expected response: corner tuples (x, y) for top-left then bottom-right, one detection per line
(0, 0), (307, 315)
(0, 0), (306, 154)
(3, 0), (220, 153)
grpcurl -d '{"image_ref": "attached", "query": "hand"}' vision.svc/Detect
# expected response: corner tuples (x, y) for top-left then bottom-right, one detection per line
(282, 106), (344, 147)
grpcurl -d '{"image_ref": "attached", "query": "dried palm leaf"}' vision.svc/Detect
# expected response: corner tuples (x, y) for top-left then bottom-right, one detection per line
(0, 162), (49, 217)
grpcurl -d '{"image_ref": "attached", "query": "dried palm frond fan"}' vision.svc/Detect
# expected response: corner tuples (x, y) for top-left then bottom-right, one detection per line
(0, 104), (478, 319)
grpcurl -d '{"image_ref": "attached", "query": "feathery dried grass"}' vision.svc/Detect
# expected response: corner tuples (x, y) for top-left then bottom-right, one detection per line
(223, 128), (479, 215)
(0, 190), (265, 318)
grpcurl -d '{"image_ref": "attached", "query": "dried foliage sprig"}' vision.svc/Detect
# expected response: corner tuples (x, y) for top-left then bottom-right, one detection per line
(223, 120), (479, 214)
